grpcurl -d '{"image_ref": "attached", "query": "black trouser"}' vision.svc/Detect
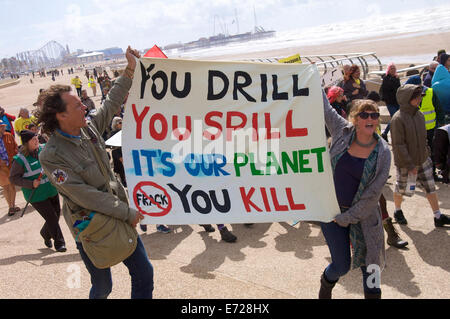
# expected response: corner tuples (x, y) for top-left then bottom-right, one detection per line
(427, 128), (437, 176)
(31, 195), (65, 249)
(76, 87), (82, 97)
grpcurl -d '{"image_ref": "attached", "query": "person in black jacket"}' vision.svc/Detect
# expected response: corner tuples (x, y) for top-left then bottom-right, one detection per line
(433, 124), (450, 183)
(379, 63), (401, 142)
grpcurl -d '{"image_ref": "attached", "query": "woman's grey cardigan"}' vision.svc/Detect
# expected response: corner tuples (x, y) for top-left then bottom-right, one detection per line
(322, 91), (391, 269)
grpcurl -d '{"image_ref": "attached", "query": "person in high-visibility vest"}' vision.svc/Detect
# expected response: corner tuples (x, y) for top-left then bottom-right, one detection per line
(88, 75), (97, 96)
(9, 130), (66, 252)
(71, 76), (82, 97)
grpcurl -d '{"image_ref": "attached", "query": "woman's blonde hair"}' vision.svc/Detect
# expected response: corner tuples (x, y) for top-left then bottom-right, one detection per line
(349, 100), (379, 125)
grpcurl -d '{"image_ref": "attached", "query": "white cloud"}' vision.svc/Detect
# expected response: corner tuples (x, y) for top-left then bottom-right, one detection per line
(2, 0), (449, 57)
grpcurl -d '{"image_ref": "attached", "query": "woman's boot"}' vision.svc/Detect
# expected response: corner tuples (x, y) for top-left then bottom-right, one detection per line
(318, 273), (337, 299)
(364, 291), (381, 299)
(383, 217), (408, 249)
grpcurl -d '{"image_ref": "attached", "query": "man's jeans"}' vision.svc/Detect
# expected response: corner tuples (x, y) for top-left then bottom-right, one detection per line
(76, 236), (154, 299)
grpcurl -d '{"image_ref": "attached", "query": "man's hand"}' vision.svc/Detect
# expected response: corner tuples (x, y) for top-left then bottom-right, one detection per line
(125, 46), (141, 71)
(409, 167), (418, 175)
(131, 211), (144, 228)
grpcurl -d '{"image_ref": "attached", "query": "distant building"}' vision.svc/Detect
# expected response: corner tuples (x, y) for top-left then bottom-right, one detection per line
(100, 47), (124, 60)
(76, 51), (104, 64)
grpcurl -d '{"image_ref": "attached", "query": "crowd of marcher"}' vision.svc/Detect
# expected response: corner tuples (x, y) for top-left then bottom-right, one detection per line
(0, 46), (449, 300)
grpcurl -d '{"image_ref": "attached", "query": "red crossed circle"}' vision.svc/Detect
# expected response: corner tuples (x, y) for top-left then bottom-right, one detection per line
(133, 181), (172, 217)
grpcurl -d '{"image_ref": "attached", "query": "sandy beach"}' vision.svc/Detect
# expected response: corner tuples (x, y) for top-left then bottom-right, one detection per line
(189, 31), (450, 62)
(0, 31), (449, 300)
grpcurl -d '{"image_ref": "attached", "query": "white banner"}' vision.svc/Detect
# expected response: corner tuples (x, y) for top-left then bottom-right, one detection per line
(123, 58), (339, 225)
(321, 66), (343, 88)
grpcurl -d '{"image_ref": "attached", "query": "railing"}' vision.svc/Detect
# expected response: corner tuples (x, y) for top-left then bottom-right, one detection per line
(368, 63), (430, 81)
(246, 52), (383, 80)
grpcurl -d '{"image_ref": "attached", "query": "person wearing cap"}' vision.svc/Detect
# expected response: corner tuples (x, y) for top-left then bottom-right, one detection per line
(36, 46), (154, 299)
(9, 130), (66, 251)
(0, 120), (19, 216)
(390, 84), (449, 228)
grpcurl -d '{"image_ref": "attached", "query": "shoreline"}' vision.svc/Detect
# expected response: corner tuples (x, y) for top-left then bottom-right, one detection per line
(187, 30), (450, 63)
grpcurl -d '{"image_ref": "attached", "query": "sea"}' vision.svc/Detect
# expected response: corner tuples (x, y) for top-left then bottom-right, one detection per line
(165, 4), (450, 65)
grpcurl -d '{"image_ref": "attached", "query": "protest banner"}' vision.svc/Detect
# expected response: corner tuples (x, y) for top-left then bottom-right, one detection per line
(123, 58), (340, 225)
(278, 54), (302, 64)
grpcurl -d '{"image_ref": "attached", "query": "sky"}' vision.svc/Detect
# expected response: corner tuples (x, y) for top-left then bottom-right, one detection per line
(0, 0), (448, 58)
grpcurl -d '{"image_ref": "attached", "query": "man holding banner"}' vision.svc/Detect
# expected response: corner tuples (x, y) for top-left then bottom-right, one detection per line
(37, 46), (154, 299)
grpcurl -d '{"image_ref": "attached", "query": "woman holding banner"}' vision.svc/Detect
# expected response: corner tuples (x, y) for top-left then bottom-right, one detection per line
(319, 93), (391, 299)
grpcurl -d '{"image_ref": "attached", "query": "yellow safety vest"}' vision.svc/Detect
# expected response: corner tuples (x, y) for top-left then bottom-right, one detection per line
(71, 77), (82, 88)
(419, 88), (436, 130)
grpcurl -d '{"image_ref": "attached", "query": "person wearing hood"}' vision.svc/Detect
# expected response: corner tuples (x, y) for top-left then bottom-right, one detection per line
(406, 76), (445, 180)
(380, 62), (401, 142)
(390, 84), (449, 228)
(432, 53), (450, 120)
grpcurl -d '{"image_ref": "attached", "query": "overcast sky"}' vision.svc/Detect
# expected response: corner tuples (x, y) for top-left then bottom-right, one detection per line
(0, 0), (448, 58)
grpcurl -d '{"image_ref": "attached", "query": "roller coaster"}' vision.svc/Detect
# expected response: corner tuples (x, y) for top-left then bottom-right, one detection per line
(15, 40), (68, 70)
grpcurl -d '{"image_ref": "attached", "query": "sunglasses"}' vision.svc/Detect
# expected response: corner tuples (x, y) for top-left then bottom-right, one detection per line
(358, 112), (380, 120)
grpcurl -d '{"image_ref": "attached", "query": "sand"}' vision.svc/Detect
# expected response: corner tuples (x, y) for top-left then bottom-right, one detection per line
(0, 31), (448, 300)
